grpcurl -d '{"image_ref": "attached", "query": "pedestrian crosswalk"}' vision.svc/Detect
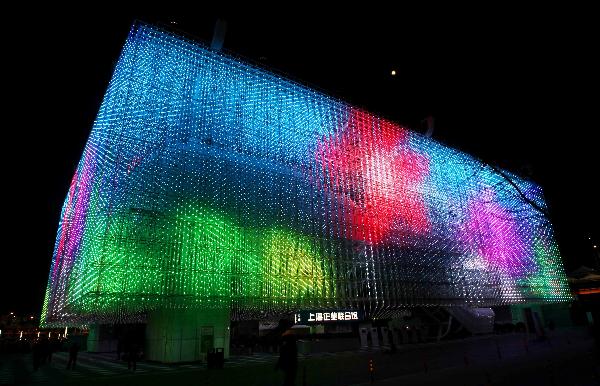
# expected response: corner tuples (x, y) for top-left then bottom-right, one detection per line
(0, 364), (14, 385)
(0, 349), (371, 384)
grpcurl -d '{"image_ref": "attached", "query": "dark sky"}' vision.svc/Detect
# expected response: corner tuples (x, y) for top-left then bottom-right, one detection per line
(3, 7), (598, 316)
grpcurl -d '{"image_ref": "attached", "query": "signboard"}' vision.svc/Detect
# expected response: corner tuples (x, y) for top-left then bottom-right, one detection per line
(258, 320), (279, 331)
(294, 310), (363, 324)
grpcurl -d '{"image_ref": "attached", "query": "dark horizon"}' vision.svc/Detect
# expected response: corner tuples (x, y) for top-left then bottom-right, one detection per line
(3, 8), (598, 316)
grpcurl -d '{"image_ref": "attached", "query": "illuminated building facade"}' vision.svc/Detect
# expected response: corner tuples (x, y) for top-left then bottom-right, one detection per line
(42, 22), (570, 361)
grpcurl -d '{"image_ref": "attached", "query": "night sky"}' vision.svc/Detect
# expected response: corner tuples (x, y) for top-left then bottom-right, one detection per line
(3, 7), (598, 316)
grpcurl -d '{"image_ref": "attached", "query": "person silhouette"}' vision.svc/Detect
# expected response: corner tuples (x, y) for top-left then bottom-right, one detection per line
(275, 333), (298, 386)
(39, 337), (49, 365)
(127, 341), (139, 371)
(117, 337), (123, 360)
(388, 329), (397, 354)
(47, 338), (58, 363)
(32, 339), (42, 371)
(66, 341), (80, 369)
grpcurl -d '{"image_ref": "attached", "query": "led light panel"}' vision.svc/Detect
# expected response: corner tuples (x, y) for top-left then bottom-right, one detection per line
(42, 22), (570, 325)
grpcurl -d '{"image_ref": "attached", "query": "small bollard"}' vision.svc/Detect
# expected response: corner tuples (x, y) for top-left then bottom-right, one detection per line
(422, 354), (428, 373)
(368, 358), (375, 383)
(463, 351), (469, 367)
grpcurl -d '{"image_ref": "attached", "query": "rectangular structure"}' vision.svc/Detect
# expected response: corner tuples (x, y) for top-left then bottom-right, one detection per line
(42, 22), (570, 326)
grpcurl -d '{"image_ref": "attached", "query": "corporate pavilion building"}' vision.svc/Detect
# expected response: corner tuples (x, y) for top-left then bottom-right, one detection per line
(42, 22), (570, 362)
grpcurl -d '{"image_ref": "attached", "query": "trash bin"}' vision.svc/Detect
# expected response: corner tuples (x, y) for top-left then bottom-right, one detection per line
(297, 340), (311, 355)
(207, 348), (224, 369)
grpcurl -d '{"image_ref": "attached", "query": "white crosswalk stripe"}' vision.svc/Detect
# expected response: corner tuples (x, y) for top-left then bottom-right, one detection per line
(0, 349), (366, 383)
(0, 367), (14, 385)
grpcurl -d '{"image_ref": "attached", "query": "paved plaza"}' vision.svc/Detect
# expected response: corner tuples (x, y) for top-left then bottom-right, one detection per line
(1, 328), (598, 385)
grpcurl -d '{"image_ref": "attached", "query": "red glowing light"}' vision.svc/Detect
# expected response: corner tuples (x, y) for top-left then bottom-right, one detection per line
(317, 109), (429, 244)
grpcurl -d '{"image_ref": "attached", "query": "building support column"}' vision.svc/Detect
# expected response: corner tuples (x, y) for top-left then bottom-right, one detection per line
(86, 324), (100, 352)
(86, 324), (117, 352)
(145, 308), (230, 363)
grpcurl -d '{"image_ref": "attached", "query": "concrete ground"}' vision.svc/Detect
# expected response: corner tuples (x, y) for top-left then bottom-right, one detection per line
(0, 327), (597, 385)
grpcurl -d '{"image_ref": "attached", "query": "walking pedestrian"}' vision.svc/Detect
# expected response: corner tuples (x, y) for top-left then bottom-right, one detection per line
(66, 340), (80, 369)
(117, 338), (123, 360)
(275, 333), (298, 386)
(32, 340), (42, 371)
(127, 341), (139, 371)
